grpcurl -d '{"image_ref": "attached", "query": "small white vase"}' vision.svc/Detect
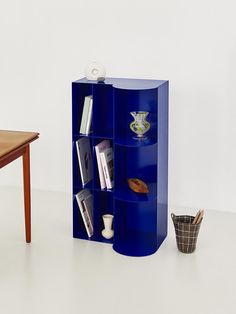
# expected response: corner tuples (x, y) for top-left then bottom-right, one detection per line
(101, 214), (114, 239)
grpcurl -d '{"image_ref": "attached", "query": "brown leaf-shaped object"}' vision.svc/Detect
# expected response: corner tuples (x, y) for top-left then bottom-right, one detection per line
(127, 178), (149, 194)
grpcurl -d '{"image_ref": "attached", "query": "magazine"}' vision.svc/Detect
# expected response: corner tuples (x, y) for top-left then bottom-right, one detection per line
(76, 137), (93, 185)
(76, 189), (93, 237)
(95, 140), (111, 189)
(100, 147), (114, 189)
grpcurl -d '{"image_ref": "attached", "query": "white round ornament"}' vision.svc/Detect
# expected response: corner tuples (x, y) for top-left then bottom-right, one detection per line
(85, 62), (106, 81)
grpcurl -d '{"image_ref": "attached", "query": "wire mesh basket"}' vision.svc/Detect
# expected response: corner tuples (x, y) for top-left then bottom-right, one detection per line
(171, 213), (203, 253)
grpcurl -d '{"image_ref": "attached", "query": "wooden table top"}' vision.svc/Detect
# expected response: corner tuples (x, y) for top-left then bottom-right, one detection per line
(0, 130), (39, 158)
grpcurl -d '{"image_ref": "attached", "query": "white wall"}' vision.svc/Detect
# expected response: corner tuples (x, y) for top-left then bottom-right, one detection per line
(0, 0), (236, 212)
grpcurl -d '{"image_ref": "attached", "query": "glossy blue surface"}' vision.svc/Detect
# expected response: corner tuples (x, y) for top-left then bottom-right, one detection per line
(113, 200), (158, 256)
(75, 77), (166, 90)
(72, 77), (168, 256)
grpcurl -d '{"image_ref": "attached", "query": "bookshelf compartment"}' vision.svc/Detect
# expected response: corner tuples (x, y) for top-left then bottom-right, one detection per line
(72, 136), (93, 188)
(73, 188), (94, 240)
(72, 82), (93, 135)
(93, 191), (114, 243)
(114, 88), (157, 145)
(93, 84), (113, 138)
(92, 137), (114, 191)
(114, 144), (157, 202)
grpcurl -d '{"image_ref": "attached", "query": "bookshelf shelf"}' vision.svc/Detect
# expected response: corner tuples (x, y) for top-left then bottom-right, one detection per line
(74, 185), (113, 194)
(73, 134), (114, 140)
(72, 77), (168, 256)
(114, 137), (157, 147)
(114, 182), (157, 203)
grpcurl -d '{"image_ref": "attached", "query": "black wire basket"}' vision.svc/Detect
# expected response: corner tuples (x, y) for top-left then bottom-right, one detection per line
(171, 213), (203, 253)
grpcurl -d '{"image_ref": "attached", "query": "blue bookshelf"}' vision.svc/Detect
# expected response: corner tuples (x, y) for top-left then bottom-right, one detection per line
(72, 77), (169, 256)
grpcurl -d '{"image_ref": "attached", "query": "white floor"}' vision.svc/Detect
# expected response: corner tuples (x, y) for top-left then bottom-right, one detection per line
(0, 186), (235, 314)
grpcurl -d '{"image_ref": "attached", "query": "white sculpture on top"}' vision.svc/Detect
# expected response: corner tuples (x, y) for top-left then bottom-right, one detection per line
(85, 62), (106, 81)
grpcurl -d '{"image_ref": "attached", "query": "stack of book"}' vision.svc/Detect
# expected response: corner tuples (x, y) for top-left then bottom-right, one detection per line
(76, 189), (93, 237)
(80, 95), (93, 135)
(95, 140), (114, 189)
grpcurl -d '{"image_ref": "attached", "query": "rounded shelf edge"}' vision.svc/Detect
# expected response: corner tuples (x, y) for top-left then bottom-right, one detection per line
(114, 195), (157, 203)
(112, 244), (157, 257)
(114, 138), (157, 147)
(112, 79), (166, 90)
(114, 183), (158, 203)
(112, 231), (158, 257)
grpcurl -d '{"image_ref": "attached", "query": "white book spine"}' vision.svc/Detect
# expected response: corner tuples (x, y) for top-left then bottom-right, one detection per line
(76, 195), (93, 237)
(76, 141), (86, 185)
(80, 96), (92, 135)
(85, 98), (93, 135)
(95, 145), (106, 189)
(100, 152), (112, 189)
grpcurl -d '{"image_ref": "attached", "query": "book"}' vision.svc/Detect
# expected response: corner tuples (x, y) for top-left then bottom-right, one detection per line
(100, 147), (114, 189)
(85, 98), (93, 135)
(80, 95), (93, 135)
(76, 189), (93, 237)
(76, 137), (93, 185)
(95, 140), (111, 189)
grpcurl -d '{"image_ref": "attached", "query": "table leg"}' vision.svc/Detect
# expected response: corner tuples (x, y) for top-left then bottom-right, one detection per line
(23, 144), (31, 243)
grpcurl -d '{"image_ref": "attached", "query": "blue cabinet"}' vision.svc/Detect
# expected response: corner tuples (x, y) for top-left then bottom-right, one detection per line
(72, 77), (169, 256)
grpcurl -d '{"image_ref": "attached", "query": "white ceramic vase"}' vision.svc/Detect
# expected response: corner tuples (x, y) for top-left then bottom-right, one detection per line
(85, 62), (106, 81)
(101, 214), (114, 239)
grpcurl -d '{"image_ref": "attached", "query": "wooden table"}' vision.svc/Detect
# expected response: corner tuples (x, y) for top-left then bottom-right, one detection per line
(0, 130), (39, 243)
